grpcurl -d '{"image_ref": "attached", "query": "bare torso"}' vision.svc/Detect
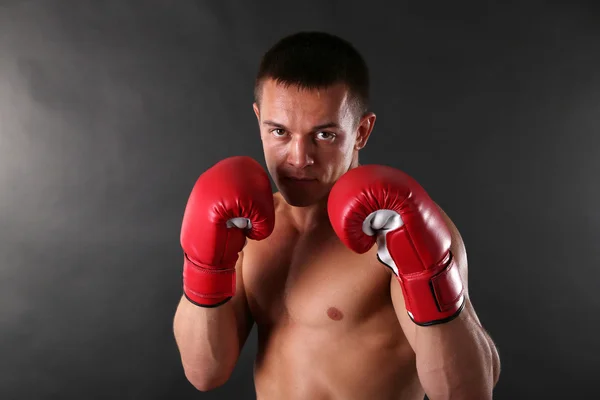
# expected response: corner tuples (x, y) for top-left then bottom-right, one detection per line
(242, 194), (426, 400)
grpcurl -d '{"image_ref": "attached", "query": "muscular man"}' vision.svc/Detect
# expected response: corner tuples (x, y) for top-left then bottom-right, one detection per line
(173, 32), (501, 399)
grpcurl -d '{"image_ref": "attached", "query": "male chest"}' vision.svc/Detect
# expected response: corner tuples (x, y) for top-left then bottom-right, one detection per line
(243, 226), (392, 328)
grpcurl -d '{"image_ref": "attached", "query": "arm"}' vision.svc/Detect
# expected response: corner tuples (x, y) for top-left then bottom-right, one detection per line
(173, 156), (274, 391)
(391, 208), (500, 399)
(327, 165), (500, 400)
(173, 251), (254, 391)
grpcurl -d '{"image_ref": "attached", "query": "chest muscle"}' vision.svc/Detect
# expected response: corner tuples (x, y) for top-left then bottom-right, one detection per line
(244, 226), (392, 329)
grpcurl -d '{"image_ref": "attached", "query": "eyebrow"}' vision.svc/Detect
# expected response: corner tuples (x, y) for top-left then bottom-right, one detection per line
(262, 120), (340, 131)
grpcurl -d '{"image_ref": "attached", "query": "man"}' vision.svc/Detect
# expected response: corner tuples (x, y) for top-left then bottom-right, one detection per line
(173, 32), (500, 399)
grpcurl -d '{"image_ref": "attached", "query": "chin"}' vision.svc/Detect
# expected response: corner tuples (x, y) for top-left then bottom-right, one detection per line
(274, 176), (333, 207)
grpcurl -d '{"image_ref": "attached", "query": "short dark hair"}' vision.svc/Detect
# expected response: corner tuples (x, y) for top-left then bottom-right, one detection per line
(254, 31), (370, 117)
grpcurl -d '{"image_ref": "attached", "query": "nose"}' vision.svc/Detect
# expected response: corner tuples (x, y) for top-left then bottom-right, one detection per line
(286, 136), (315, 168)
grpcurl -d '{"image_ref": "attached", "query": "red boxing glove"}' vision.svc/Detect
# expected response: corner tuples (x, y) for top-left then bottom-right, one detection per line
(328, 165), (465, 326)
(180, 156), (275, 307)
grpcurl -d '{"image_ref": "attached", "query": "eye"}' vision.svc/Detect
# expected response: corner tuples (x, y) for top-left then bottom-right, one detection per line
(316, 131), (336, 141)
(270, 128), (286, 137)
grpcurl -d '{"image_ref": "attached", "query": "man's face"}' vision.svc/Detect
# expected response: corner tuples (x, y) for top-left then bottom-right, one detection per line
(254, 79), (374, 207)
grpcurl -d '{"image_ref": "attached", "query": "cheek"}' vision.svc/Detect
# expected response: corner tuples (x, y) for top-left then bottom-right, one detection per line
(319, 141), (354, 174)
(262, 140), (287, 165)
(336, 133), (355, 154)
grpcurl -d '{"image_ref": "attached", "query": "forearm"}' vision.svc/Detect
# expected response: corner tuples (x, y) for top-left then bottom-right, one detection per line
(173, 295), (241, 390)
(414, 302), (498, 400)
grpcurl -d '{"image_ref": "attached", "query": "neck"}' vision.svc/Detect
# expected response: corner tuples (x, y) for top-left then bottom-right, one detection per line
(288, 195), (330, 232)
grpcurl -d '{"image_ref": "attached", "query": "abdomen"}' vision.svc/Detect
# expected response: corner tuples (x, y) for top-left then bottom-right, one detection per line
(254, 315), (424, 400)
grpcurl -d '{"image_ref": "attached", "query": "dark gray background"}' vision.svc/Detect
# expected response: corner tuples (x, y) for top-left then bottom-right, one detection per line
(1, 1), (598, 399)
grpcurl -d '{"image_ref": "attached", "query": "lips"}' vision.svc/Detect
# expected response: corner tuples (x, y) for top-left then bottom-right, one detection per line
(285, 177), (316, 181)
(283, 176), (317, 182)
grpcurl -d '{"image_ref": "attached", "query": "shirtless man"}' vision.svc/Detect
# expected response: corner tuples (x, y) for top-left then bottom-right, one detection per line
(173, 32), (501, 400)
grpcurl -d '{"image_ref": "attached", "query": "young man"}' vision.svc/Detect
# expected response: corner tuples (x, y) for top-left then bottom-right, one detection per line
(174, 32), (500, 400)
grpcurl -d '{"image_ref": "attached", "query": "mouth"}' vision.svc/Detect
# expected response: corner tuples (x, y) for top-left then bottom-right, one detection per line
(282, 176), (318, 184)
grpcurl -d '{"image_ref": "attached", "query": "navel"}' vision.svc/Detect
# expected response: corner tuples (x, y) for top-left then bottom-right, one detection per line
(327, 307), (344, 321)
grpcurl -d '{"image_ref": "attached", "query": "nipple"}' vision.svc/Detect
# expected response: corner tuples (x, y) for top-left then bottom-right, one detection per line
(327, 307), (344, 321)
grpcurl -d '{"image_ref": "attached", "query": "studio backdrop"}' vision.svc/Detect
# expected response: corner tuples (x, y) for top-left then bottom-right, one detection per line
(1, 1), (599, 399)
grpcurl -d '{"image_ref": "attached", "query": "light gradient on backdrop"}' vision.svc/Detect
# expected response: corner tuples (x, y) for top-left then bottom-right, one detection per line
(0, 1), (599, 399)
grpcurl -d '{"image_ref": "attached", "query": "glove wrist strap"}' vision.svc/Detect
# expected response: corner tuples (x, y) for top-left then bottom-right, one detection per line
(182, 253), (236, 307)
(397, 253), (465, 326)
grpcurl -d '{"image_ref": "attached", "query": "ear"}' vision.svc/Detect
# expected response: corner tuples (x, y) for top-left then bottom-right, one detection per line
(355, 112), (376, 150)
(253, 102), (260, 122)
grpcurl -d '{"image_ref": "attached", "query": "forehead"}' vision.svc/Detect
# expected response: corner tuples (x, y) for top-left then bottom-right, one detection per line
(258, 79), (353, 125)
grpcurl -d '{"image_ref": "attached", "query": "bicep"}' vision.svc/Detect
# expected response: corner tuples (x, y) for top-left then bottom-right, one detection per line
(230, 251), (255, 352)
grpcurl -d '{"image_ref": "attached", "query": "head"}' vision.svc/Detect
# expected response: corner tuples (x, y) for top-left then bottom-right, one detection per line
(253, 31), (376, 207)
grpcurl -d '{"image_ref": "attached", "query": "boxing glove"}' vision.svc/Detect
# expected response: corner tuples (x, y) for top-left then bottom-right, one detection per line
(328, 165), (465, 326)
(180, 156), (275, 307)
